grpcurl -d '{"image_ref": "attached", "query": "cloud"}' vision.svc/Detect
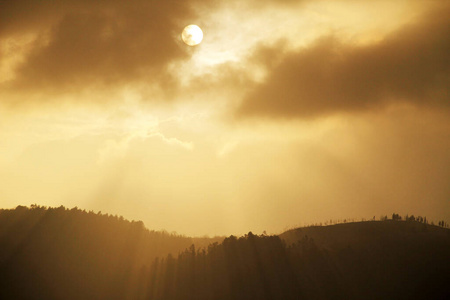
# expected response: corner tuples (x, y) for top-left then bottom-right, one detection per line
(238, 3), (450, 119)
(97, 131), (193, 165)
(0, 0), (313, 97)
(1, 0), (197, 95)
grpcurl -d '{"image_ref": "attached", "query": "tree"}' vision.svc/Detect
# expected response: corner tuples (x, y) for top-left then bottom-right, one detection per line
(392, 213), (401, 221)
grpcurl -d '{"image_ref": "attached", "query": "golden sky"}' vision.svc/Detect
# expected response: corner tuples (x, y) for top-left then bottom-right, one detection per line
(0, 0), (449, 236)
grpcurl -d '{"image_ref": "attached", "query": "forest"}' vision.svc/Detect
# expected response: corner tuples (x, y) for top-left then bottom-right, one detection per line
(0, 206), (449, 300)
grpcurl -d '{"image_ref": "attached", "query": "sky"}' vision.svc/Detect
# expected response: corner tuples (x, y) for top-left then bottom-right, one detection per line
(0, 0), (449, 236)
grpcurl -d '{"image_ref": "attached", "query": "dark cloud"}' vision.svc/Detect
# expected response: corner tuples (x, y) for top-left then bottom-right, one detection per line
(1, 0), (197, 94)
(0, 0), (60, 38)
(238, 4), (450, 119)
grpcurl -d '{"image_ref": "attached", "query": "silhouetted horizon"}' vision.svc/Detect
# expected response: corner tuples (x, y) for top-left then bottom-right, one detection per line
(1, 205), (449, 300)
(4, 204), (449, 237)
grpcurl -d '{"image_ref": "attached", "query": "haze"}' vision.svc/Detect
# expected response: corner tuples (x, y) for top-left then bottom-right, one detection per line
(0, 0), (448, 236)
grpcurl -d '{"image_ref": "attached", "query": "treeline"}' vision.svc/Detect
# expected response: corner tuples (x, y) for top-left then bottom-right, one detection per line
(0, 205), (222, 300)
(388, 212), (448, 228)
(142, 225), (450, 300)
(142, 233), (302, 300)
(0, 205), (222, 262)
(295, 213), (448, 228)
(0, 206), (449, 300)
(140, 233), (369, 300)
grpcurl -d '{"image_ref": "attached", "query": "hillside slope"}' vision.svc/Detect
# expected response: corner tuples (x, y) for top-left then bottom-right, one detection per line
(0, 206), (222, 300)
(0, 206), (448, 300)
(279, 221), (450, 299)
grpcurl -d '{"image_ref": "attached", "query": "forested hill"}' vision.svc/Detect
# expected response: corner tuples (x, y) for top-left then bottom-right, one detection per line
(0, 206), (223, 299)
(0, 206), (449, 300)
(279, 220), (450, 299)
(280, 218), (450, 250)
(0, 205), (223, 263)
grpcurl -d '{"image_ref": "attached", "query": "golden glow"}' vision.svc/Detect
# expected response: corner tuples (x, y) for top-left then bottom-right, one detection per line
(0, 0), (448, 236)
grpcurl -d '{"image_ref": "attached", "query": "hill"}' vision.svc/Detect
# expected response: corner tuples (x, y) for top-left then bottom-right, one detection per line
(0, 206), (449, 300)
(280, 219), (450, 247)
(279, 221), (450, 299)
(0, 205), (223, 300)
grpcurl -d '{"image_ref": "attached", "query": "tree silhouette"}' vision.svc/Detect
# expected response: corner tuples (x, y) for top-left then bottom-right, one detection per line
(0, 206), (449, 300)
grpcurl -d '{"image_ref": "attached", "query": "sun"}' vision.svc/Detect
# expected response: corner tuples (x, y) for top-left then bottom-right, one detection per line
(182, 25), (203, 46)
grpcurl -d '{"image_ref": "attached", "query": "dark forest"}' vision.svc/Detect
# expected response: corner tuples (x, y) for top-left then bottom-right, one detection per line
(0, 206), (449, 300)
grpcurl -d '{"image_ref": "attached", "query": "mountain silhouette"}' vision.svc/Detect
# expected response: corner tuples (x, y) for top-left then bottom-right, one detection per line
(0, 206), (448, 300)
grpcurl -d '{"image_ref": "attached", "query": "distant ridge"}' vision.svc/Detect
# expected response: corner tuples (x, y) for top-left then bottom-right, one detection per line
(280, 219), (450, 248)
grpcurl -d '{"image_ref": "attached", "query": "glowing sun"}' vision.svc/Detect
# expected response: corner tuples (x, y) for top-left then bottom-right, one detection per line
(182, 25), (203, 46)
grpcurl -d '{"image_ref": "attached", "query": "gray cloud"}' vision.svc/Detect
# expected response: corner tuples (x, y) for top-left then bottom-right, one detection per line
(238, 3), (450, 119)
(1, 0), (196, 94)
